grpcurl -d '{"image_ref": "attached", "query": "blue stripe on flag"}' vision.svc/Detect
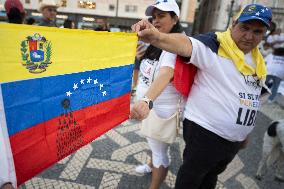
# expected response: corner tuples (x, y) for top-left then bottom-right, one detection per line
(2, 64), (133, 136)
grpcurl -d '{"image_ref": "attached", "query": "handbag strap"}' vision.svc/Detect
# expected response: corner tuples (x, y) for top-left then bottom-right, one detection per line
(176, 96), (182, 134)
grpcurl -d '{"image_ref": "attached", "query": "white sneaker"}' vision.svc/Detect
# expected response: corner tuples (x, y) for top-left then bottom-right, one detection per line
(135, 164), (152, 174)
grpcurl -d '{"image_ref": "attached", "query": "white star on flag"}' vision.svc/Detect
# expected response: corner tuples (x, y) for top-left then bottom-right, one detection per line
(100, 84), (104, 90)
(73, 83), (78, 90)
(66, 76), (108, 99)
(266, 8), (268, 11)
(255, 12), (260, 16)
(66, 91), (72, 97)
(80, 79), (85, 85)
(93, 79), (98, 85)
(87, 77), (92, 83)
(261, 9), (265, 13)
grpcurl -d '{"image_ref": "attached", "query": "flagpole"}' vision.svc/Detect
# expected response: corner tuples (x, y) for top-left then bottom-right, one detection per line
(116, 0), (119, 17)
(226, 0), (235, 29)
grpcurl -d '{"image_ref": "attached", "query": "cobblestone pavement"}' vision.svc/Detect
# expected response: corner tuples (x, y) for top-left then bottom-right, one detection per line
(20, 96), (284, 189)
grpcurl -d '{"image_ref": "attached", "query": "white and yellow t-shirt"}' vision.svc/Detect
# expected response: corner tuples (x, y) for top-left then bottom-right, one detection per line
(183, 37), (262, 142)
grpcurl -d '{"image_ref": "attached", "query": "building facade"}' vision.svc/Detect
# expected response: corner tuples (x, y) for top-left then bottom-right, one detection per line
(0, 0), (196, 32)
(193, 0), (284, 34)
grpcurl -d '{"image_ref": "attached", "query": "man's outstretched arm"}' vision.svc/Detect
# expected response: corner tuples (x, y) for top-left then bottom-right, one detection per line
(132, 19), (193, 57)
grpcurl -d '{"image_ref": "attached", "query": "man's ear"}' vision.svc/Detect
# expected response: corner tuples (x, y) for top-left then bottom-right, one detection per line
(231, 20), (239, 28)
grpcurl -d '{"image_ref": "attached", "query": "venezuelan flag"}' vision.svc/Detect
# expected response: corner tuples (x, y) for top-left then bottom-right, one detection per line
(0, 24), (137, 186)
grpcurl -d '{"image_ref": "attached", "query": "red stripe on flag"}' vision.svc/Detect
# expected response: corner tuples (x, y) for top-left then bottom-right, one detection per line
(10, 93), (131, 185)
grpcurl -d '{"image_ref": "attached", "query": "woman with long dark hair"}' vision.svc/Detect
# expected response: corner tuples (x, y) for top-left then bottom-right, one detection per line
(130, 1), (184, 188)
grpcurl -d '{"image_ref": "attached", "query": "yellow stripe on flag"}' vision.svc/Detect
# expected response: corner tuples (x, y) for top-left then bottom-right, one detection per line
(0, 24), (137, 83)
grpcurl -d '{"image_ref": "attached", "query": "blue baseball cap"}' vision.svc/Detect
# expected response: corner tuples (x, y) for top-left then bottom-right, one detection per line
(237, 4), (272, 28)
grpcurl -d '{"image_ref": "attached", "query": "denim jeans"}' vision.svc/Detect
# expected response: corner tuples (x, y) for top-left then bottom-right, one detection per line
(266, 75), (282, 101)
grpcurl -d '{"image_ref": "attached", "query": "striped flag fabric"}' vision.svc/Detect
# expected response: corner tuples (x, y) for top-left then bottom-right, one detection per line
(0, 24), (137, 187)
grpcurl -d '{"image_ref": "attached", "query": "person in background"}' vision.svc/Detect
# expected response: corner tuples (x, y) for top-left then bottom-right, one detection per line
(25, 17), (35, 25)
(259, 42), (273, 57)
(4, 0), (25, 24)
(94, 18), (109, 31)
(63, 19), (75, 29)
(132, 59), (141, 96)
(132, 3), (272, 189)
(132, 17), (152, 96)
(2, 2), (24, 188)
(130, 1), (184, 188)
(38, 0), (58, 27)
(265, 26), (284, 102)
(132, 41), (150, 96)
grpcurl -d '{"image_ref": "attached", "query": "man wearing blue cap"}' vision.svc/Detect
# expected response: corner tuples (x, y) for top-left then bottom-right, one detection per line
(131, 3), (272, 189)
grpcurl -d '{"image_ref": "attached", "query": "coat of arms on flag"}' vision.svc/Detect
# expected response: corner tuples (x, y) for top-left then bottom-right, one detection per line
(20, 33), (52, 73)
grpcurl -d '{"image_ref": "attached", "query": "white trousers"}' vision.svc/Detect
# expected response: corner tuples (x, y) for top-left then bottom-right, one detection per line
(147, 137), (170, 168)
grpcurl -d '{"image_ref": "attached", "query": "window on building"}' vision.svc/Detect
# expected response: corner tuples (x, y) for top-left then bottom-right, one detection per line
(125, 5), (137, 13)
(25, 0), (31, 3)
(60, 0), (67, 7)
(279, 0), (284, 7)
(109, 4), (115, 11)
(78, 0), (96, 9)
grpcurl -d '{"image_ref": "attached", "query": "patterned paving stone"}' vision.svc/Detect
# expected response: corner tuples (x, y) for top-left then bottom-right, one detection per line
(96, 135), (107, 141)
(115, 123), (140, 134)
(216, 182), (227, 189)
(219, 155), (244, 183)
(86, 158), (141, 176)
(106, 130), (131, 146)
(24, 177), (95, 189)
(236, 173), (259, 189)
(19, 99), (284, 189)
(164, 171), (176, 188)
(58, 156), (71, 165)
(98, 172), (122, 189)
(60, 145), (93, 180)
(111, 142), (149, 161)
(133, 152), (151, 164)
(259, 102), (284, 120)
(177, 136), (185, 159)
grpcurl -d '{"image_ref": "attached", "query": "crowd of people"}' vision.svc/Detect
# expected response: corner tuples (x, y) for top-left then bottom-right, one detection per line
(2, 0), (110, 31)
(261, 22), (284, 102)
(1, 0), (284, 189)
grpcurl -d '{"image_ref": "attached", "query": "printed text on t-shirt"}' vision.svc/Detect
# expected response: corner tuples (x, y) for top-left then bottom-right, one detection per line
(236, 92), (260, 126)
